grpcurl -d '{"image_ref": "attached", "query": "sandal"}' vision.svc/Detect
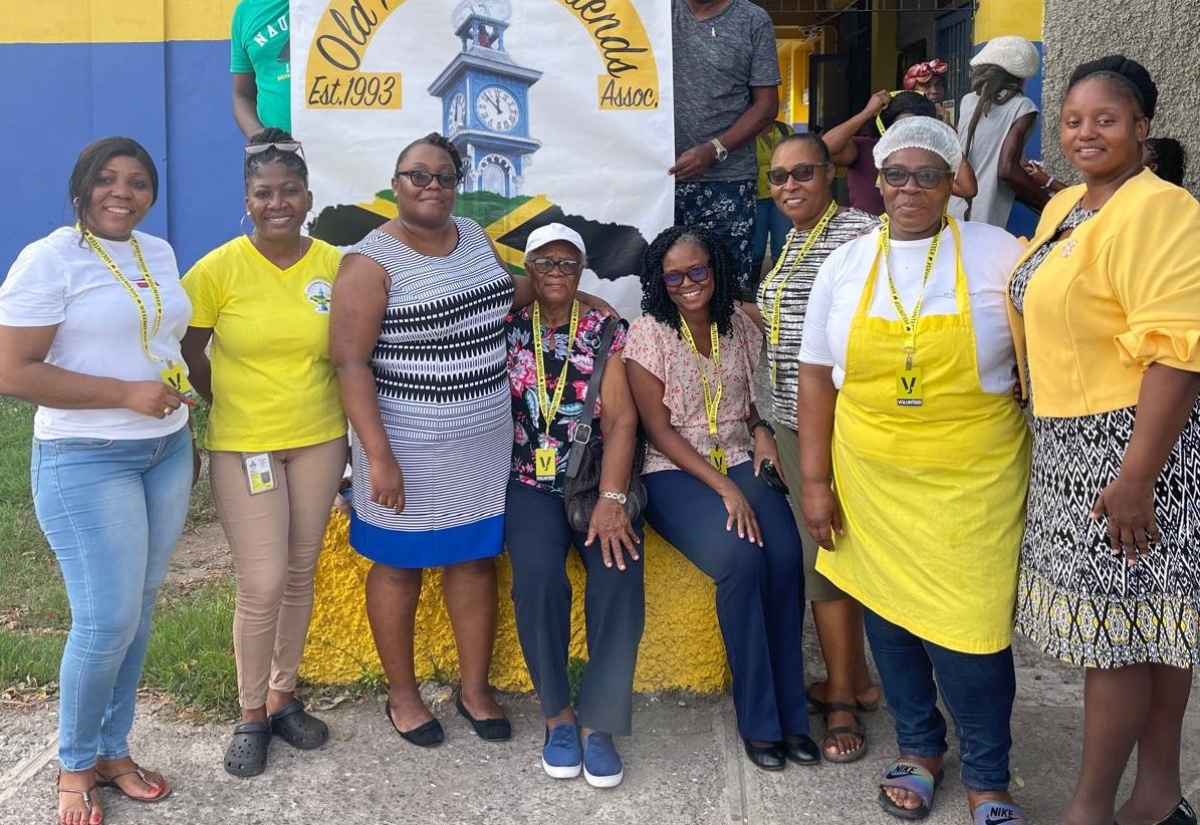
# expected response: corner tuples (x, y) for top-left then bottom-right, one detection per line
(971, 799), (1027, 825)
(269, 699), (329, 750)
(878, 759), (944, 821)
(820, 701), (867, 764)
(807, 681), (880, 714)
(94, 764), (171, 803)
(223, 721), (272, 777)
(56, 773), (102, 825)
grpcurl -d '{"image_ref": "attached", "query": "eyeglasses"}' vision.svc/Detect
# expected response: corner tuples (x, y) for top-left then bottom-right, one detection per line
(527, 258), (582, 276)
(662, 266), (711, 287)
(244, 141), (304, 158)
(879, 166), (953, 189)
(393, 169), (462, 189)
(766, 162), (830, 186)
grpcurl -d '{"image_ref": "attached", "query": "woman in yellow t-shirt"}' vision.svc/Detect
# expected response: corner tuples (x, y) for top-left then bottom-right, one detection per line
(181, 129), (347, 779)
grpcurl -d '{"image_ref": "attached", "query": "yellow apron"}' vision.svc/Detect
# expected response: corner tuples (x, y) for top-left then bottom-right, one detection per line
(816, 219), (1031, 654)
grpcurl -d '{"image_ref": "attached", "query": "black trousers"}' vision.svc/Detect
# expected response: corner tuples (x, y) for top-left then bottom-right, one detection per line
(504, 481), (645, 736)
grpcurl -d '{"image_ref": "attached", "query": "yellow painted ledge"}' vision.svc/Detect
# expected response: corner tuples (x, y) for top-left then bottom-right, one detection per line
(300, 515), (732, 693)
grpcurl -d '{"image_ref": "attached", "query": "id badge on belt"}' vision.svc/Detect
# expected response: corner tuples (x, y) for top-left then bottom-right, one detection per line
(243, 453), (277, 495)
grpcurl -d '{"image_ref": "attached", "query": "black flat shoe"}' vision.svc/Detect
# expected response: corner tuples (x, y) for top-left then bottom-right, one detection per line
(385, 701), (444, 748)
(784, 734), (821, 766)
(269, 699), (329, 750)
(1155, 798), (1197, 825)
(742, 739), (786, 771)
(455, 692), (511, 741)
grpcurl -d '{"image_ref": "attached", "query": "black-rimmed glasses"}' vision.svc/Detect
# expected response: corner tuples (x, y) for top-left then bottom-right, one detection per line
(244, 141), (304, 158)
(662, 266), (711, 287)
(766, 162), (830, 186)
(393, 169), (462, 189)
(879, 166), (953, 189)
(527, 258), (582, 276)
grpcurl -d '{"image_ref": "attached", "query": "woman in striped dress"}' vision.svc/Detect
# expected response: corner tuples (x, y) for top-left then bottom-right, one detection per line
(331, 133), (612, 748)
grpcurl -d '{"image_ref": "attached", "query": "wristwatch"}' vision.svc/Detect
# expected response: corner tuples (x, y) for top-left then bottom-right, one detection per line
(710, 138), (729, 163)
(599, 490), (628, 505)
(750, 419), (775, 437)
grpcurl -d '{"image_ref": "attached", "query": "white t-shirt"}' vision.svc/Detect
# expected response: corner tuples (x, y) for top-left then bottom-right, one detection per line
(799, 221), (1024, 393)
(0, 227), (192, 440)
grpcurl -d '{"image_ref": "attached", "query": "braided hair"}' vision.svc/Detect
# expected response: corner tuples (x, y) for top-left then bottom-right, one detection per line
(1145, 137), (1186, 186)
(395, 132), (464, 179)
(1068, 55), (1158, 120)
(640, 226), (738, 337)
(963, 64), (1026, 161)
(244, 127), (309, 187)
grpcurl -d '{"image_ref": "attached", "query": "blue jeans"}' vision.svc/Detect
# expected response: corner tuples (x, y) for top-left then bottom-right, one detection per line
(751, 197), (792, 280)
(864, 609), (1015, 792)
(32, 426), (192, 771)
(675, 179), (757, 291)
(643, 462), (808, 742)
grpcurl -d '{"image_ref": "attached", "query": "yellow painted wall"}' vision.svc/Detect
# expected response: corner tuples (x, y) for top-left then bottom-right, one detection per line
(301, 515), (733, 692)
(870, 0), (899, 91)
(974, 0), (1044, 44)
(0, 0), (238, 44)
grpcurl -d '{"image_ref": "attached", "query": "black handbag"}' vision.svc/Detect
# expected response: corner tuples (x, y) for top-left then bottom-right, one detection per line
(563, 319), (648, 532)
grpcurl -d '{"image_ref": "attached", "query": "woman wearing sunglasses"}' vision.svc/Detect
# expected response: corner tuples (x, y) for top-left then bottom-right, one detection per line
(504, 223), (643, 788)
(181, 128), (347, 777)
(330, 135), (615, 749)
(755, 133), (879, 766)
(797, 117), (1031, 824)
(625, 225), (818, 772)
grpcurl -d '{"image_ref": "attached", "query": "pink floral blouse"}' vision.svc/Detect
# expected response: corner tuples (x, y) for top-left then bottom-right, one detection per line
(624, 308), (762, 475)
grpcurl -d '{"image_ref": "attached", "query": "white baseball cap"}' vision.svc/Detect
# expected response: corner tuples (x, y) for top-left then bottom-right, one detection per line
(524, 223), (586, 258)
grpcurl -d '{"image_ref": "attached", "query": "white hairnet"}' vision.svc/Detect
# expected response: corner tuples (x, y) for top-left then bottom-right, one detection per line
(873, 116), (962, 175)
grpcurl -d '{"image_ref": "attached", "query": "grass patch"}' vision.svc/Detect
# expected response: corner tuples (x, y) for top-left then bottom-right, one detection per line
(142, 578), (237, 716)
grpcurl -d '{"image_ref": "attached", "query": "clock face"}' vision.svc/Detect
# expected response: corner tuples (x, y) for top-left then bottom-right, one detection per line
(448, 93), (467, 134)
(475, 86), (520, 133)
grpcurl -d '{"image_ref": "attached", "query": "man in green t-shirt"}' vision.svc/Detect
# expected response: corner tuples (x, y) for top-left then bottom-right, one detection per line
(231, 0), (291, 136)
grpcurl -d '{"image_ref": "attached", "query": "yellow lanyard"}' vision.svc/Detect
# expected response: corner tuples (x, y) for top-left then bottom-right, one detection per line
(876, 216), (946, 368)
(83, 230), (163, 361)
(762, 200), (838, 387)
(678, 315), (722, 441)
(532, 300), (580, 434)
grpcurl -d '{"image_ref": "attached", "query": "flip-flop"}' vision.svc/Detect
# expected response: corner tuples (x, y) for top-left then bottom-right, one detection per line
(94, 765), (172, 803)
(970, 799), (1027, 825)
(878, 759), (944, 821)
(56, 773), (102, 825)
(807, 681), (881, 714)
(820, 701), (868, 764)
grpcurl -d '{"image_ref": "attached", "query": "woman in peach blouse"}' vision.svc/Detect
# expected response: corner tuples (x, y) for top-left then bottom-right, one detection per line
(624, 225), (818, 773)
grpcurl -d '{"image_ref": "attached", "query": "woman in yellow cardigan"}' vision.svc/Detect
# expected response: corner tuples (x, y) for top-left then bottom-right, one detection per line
(1009, 57), (1200, 825)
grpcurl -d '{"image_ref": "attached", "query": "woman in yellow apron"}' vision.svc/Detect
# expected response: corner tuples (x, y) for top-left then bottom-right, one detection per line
(797, 117), (1031, 825)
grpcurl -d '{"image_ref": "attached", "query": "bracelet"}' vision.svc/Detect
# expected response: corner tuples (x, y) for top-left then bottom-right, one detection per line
(749, 419), (775, 437)
(1044, 175), (1057, 190)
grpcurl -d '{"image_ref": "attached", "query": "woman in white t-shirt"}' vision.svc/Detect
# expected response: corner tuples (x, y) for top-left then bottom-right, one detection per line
(797, 118), (1032, 825)
(0, 137), (193, 825)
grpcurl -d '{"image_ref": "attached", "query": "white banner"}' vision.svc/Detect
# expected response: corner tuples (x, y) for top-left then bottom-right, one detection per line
(291, 0), (675, 318)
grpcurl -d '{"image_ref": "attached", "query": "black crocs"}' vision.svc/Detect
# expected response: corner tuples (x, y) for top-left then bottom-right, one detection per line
(269, 699), (329, 750)
(224, 721), (271, 777)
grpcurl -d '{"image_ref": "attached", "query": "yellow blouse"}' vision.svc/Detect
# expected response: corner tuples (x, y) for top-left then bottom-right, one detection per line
(1008, 170), (1200, 417)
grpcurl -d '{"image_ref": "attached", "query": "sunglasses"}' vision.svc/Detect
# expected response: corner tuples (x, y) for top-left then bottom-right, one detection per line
(766, 162), (830, 186)
(527, 257), (582, 276)
(244, 141), (304, 157)
(662, 266), (711, 287)
(879, 166), (953, 189)
(393, 169), (462, 189)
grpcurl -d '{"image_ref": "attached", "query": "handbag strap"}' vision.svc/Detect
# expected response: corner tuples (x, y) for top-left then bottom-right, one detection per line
(565, 317), (617, 479)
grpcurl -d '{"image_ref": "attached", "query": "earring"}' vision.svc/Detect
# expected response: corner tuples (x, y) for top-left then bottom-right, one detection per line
(240, 212), (254, 236)
(72, 197), (81, 207)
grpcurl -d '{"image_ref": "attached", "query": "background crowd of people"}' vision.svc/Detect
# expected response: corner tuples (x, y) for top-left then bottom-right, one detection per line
(0, 2), (1197, 825)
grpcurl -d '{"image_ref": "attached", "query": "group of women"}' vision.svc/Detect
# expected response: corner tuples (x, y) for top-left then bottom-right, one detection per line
(0, 51), (1196, 825)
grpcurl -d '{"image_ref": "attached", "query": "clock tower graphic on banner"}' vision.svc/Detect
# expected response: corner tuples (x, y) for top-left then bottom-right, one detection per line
(429, 0), (543, 197)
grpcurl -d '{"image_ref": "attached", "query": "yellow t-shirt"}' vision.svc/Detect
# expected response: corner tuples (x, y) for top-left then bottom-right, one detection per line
(183, 236), (347, 452)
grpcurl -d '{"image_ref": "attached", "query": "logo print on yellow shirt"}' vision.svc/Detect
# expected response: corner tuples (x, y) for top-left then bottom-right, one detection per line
(305, 280), (332, 313)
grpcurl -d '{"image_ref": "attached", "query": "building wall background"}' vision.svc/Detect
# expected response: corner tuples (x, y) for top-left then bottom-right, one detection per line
(0, 0), (245, 278)
(1042, 0), (1200, 196)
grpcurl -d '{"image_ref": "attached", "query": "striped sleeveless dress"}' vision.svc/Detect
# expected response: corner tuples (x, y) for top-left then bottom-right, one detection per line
(348, 217), (515, 568)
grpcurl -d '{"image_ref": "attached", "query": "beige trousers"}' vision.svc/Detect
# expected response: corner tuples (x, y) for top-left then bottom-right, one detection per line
(210, 437), (348, 708)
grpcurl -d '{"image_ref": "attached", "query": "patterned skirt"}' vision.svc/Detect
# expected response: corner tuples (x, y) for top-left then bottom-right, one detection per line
(1015, 401), (1200, 668)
